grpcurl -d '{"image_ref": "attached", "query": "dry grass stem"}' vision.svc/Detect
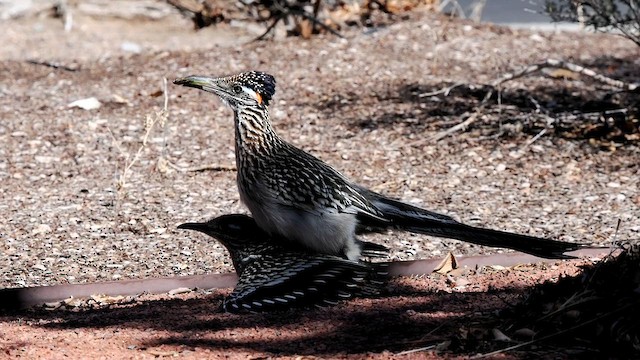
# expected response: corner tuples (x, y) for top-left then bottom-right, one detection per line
(109, 78), (169, 203)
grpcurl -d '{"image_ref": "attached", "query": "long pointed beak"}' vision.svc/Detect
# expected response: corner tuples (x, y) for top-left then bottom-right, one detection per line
(173, 76), (218, 92)
(177, 222), (209, 232)
(178, 222), (229, 246)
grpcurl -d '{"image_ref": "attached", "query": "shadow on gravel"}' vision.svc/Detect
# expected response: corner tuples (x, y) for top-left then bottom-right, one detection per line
(314, 55), (639, 147)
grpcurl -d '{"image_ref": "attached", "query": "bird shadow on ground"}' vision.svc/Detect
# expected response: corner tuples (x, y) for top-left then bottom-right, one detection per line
(0, 281), (537, 357)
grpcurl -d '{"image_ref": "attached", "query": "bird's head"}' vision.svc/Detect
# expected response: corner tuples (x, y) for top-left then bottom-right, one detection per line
(173, 71), (276, 111)
(177, 214), (265, 253)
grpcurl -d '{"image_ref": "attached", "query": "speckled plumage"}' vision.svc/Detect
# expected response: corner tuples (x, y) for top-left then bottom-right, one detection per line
(174, 71), (587, 261)
(178, 214), (388, 313)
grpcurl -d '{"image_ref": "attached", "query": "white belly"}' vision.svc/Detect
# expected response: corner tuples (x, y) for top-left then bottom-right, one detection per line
(240, 188), (360, 260)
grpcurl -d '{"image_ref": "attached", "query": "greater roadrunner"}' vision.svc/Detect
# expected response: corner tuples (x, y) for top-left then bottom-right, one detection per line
(178, 214), (388, 313)
(174, 71), (585, 261)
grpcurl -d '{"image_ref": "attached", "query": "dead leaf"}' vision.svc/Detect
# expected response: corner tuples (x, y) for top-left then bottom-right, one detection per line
(434, 340), (451, 351)
(299, 19), (313, 39)
(492, 328), (511, 342)
(433, 252), (457, 274)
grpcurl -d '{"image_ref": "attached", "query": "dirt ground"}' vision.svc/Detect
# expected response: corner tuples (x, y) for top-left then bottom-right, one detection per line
(1, 4), (639, 359)
(2, 258), (601, 359)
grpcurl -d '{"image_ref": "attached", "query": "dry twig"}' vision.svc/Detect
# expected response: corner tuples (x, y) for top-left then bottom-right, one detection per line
(430, 58), (639, 141)
(491, 59), (639, 91)
(26, 59), (78, 72)
(429, 89), (493, 142)
(471, 301), (639, 359)
(164, 160), (236, 173)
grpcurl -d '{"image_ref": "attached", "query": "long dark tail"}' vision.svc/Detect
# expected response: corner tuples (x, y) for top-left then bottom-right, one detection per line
(356, 187), (585, 260)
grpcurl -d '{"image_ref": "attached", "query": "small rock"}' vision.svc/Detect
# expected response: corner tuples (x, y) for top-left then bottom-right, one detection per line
(121, 41), (142, 53)
(454, 277), (470, 287)
(149, 227), (167, 234)
(529, 33), (545, 42)
(32, 224), (51, 235)
(34, 156), (59, 164)
(68, 97), (101, 110)
(44, 301), (63, 309)
(565, 310), (580, 319)
(169, 287), (192, 295)
(514, 328), (536, 338)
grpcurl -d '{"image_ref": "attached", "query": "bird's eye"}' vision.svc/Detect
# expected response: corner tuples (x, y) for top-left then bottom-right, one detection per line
(227, 223), (243, 231)
(232, 85), (243, 94)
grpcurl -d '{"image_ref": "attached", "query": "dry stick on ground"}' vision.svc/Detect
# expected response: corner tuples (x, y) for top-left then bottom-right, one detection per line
(26, 59), (79, 72)
(430, 59), (640, 142)
(507, 127), (549, 157)
(428, 89), (494, 142)
(490, 59), (639, 91)
(164, 161), (236, 172)
(418, 81), (466, 98)
(394, 321), (449, 355)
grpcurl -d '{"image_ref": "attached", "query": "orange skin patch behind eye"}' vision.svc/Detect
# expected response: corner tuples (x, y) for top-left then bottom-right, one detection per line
(255, 92), (263, 104)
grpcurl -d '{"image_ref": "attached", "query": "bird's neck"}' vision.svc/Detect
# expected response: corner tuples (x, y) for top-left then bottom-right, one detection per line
(234, 106), (281, 157)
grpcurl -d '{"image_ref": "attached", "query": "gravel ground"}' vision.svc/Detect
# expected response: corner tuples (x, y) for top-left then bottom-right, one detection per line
(1, 9), (639, 290)
(1, 5), (639, 358)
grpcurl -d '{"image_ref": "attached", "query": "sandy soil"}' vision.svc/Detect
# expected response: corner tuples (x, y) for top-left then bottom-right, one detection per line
(0, 4), (639, 358)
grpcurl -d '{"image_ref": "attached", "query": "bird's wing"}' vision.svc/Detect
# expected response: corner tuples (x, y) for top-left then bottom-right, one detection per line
(222, 253), (380, 313)
(256, 143), (386, 220)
